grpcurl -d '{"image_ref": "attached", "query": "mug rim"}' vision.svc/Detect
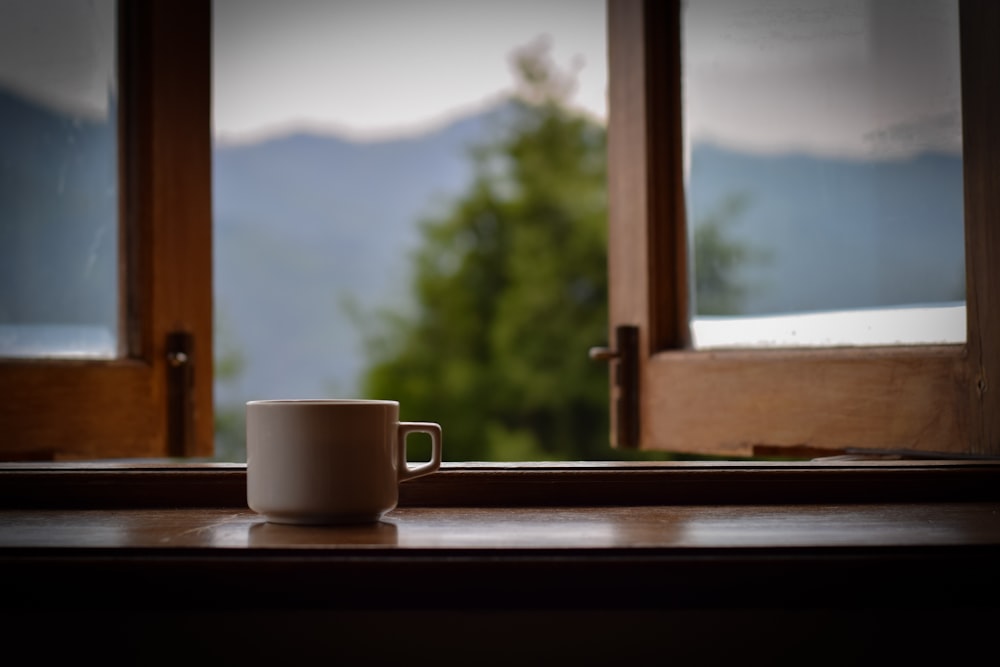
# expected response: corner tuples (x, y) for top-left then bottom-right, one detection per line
(246, 398), (399, 406)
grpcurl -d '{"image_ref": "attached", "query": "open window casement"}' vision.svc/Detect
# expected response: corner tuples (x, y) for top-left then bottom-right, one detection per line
(603, 0), (1000, 459)
(0, 1), (213, 461)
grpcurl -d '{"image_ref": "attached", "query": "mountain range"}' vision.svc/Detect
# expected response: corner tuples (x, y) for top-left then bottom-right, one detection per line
(0, 89), (117, 342)
(212, 104), (515, 405)
(686, 142), (965, 316)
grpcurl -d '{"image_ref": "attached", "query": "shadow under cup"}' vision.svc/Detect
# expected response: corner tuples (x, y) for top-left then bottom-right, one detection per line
(245, 399), (442, 525)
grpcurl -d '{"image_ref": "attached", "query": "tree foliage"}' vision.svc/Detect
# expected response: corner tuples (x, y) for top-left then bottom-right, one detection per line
(212, 311), (249, 461)
(693, 193), (753, 316)
(357, 41), (613, 461)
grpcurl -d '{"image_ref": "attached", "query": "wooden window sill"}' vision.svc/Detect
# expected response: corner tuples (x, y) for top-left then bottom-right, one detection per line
(2, 461), (1000, 610)
(2, 459), (999, 507)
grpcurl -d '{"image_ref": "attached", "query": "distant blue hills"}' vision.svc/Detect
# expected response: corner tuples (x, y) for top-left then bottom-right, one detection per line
(687, 142), (965, 316)
(212, 106), (512, 403)
(0, 88), (117, 335)
(1, 87), (966, 411)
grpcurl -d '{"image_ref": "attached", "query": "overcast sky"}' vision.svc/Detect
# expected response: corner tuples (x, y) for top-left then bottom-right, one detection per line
(212, 0), (607, 142)
(0, 0), (960, 158)
(0, 0), (116, 115)
(0, 0), (606, 143)
(683, 0), (962, 159)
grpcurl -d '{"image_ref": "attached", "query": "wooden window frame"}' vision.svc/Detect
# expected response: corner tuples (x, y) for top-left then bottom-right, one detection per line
(0, 0), (213, 461)
(606, 0), (1000, 459)
(3, 0), (993, 468)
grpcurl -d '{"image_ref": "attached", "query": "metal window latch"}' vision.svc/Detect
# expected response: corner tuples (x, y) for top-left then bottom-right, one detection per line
(589, 324), (640, 449)
(166, 331), (194, 457)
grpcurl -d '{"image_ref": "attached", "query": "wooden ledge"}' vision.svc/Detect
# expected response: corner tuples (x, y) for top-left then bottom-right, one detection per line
(2, 503), (1000, 610)
(2, 460), (1000, 509)
(3, 462), (999, 610)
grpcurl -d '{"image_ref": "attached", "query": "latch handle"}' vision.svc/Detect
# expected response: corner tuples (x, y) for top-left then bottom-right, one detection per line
(590, 325), (640, 449)
(166, 331), (194, 457)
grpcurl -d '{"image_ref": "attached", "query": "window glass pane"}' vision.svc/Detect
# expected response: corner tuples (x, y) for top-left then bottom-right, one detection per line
(0, 0), (119, 358)
(682, 0), (965, 349)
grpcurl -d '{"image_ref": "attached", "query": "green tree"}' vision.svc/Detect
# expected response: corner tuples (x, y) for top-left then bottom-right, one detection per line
(357, 40), (613, 461)
(213, 311), (248, 461)
(693, 193), (755, 316)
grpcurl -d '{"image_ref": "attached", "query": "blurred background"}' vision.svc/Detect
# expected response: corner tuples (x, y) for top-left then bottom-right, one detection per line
(211, 0), (615, 462)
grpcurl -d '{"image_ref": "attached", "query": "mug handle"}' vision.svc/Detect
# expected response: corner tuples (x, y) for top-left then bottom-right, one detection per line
(397, 422), (442, 481)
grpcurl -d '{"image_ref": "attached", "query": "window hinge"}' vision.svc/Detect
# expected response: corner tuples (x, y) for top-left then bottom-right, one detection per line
(589, 324), (640, 449)
(165, 331), (194, 457)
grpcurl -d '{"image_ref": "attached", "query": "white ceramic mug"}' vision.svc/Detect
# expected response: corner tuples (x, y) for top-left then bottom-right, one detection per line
(246, 399), (442, 525)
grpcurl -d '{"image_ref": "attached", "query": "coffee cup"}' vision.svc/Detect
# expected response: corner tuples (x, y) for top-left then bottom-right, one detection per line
(246, 399), (442, 525)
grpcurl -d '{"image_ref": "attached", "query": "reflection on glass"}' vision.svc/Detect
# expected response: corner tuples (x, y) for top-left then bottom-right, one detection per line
(0, 0), (118, 359)
(683, 0), (965, 348)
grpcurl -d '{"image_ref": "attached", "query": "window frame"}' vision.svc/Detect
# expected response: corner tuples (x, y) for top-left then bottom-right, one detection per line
(0, 0), (213, 461)
(2, 0), (993, 467)
(605, 0), (999, 459)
